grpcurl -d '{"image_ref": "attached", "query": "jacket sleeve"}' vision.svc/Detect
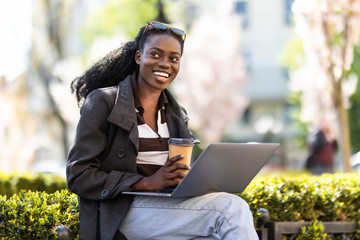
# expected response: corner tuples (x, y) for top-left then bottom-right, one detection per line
(66, 89), (143, 200)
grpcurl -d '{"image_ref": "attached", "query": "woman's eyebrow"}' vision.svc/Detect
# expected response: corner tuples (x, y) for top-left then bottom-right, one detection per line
(148, 47), (181, 56)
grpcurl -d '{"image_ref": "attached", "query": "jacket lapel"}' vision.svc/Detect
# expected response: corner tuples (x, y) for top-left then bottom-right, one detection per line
(107, 75), (139, 149)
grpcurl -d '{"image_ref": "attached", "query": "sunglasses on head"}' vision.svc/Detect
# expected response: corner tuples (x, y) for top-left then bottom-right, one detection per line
(143, 21), (187, 42)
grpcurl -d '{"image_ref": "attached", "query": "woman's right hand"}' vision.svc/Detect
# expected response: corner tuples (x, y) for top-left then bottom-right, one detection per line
(131, 155), (190, 191)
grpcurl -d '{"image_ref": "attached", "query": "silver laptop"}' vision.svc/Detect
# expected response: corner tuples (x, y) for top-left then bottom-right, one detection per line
(122, 142), (280, 198)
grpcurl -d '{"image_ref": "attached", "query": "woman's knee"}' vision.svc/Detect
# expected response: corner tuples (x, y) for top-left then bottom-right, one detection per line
(206, 193), (256, 237)
(206, 192), (251, 214)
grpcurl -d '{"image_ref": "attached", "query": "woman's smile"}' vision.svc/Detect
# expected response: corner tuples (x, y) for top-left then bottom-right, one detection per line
(153, 70), (171, 82)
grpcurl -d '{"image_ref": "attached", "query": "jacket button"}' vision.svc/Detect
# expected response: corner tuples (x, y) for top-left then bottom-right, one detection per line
(117, 148), (126, 158)
(101, 189), (109, 197)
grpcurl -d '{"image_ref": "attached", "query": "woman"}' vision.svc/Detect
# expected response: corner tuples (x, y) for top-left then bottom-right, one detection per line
(67, 21), (258, 240)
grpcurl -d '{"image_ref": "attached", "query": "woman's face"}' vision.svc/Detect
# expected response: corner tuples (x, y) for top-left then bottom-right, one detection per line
(135, 33), (182, 92)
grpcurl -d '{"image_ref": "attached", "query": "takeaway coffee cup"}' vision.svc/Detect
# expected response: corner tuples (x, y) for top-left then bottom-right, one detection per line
(168, 138), (194, 177)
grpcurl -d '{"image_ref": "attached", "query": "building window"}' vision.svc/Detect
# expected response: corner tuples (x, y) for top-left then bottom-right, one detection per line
(234, 1), (249, 29)
(284, 0), (295, 25)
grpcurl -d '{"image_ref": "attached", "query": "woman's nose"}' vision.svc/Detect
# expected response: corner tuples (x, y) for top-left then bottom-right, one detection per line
(158, 58), (170, 68)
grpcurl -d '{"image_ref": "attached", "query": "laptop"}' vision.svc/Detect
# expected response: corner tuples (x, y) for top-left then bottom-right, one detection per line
(122, 142), (280, 198)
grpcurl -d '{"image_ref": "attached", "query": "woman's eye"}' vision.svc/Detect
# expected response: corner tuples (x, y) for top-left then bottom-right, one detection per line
(150, 52), (160, 58)
(170, 57), (179, 62)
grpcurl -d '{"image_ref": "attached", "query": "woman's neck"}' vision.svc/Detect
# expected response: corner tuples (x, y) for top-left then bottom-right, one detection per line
(140, 92), (160, 112)
(136, 78), (162, 111)
(136, 84), (162, 132)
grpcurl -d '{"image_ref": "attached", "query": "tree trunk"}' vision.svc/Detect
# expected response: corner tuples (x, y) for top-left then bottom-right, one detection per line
(30, 0), (71, 160)
(322, 17), (353, 173)
(335, 97), (352, 172)
(328, 66), (352, 172)
(155, 0), (169, 23)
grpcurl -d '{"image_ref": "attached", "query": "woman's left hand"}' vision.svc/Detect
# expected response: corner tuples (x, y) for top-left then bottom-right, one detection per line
(131, 155), (190, 190)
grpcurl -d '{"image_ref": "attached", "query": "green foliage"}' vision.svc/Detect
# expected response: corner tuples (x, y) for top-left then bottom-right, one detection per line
(2, 173), (360, 239)
(286, 91), (309, 149)
(81, 0), (164, 46)
(0, 190), (79, 240)
(332, 31), (345, 47)
(279, 36), (305, 70)
(0, 172), (66, 197)
(242, 173), (360, 238)
(280, 34), (360, 153)
(296, 221), (331, 240)
(240, 173), (360, 223)
(348, 42), (360, 153)
(355, 221), (360, 239)
(279, 36), (309, 150)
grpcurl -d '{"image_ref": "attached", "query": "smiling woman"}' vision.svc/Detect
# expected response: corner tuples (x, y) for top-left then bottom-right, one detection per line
(67, 22), (259, 240)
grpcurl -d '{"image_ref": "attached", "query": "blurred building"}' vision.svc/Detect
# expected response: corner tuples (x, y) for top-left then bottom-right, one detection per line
(232, 0), (301, 168)
(0, 0), (304, 174)
(179, 0), (302, 168)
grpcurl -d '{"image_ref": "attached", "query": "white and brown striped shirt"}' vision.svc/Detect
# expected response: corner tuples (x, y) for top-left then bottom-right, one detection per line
(132, 75), (170, 176)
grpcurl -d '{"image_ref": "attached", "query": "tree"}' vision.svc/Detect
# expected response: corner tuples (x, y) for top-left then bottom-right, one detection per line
(279, 37), (309, 149)
(291, 0), (360, 171)
(173, 1), (247, 146)
(81, 0), (171, 46)
(348, 43), (360, 153)
(78, 0), (176, 71)
(29, 0), (76, 159)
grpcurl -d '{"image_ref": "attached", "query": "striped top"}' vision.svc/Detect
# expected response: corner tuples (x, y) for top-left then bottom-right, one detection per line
(131, 75), (170, 176)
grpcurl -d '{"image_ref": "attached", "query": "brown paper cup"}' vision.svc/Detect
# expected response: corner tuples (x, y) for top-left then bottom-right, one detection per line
(168, 138), (194, 177)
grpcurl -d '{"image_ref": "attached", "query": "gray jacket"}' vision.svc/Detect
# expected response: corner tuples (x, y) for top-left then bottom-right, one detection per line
(66, 74), (197, 239)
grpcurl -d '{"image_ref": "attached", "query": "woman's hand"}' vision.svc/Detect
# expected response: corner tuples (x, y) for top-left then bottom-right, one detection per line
(131, 155), (190, 191)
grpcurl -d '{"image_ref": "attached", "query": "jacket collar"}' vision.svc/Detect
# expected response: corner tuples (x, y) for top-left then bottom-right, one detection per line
(107, 74), (136, 132)
(107, 72), (199, 146)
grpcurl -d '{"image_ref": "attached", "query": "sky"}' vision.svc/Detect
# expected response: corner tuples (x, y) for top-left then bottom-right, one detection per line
(0, 0), (32, 82)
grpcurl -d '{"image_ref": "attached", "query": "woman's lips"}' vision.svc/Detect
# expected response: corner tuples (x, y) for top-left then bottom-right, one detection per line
(154, 71), (170, 82)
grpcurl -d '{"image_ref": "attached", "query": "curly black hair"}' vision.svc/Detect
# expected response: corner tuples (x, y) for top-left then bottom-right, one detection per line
(71, 23), (185, 106)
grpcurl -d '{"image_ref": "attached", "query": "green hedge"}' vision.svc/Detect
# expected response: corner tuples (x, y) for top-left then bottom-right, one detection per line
(0, 190), (79, 239)
(1, 173), (360, 239)
(0, 172), (67, 196)
(240, 173), (360, 224)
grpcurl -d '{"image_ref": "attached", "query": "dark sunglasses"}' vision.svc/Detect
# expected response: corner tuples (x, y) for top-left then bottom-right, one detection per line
(143, 21), (187, 42)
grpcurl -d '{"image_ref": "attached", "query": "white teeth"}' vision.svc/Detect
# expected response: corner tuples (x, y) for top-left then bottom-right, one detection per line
(154, 71), (169, 78)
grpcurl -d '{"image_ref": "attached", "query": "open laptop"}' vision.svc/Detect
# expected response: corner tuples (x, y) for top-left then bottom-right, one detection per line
(122, 142), (280, 198)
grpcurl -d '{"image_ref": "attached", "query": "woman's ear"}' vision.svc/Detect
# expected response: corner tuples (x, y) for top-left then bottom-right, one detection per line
(135, 50), (141, 65)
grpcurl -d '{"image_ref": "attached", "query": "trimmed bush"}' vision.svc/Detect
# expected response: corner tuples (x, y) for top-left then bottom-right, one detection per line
(240, 173), (360, 224)
(0, 190), (79, 239)
(0, 172), (67, 196)
(296, 221), (331, 240)
(1, 173), (360, 239)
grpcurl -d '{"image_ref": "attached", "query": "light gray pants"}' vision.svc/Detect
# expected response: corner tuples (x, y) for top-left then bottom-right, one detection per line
(118, 192), (259, 240)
